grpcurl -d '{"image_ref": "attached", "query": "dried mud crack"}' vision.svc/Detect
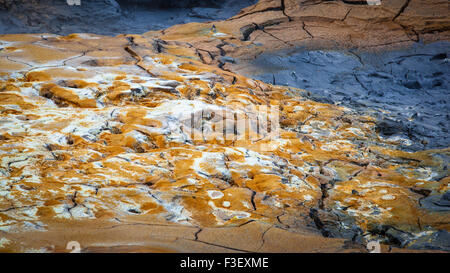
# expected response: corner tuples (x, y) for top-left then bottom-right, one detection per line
(0, 0), (449, 253)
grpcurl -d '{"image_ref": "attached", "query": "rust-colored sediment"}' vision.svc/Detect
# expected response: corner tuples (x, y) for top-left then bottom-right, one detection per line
(0, 0), (448, 253)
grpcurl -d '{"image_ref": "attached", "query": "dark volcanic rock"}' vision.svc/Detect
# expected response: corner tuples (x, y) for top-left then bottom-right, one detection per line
(422, 191), (450, 212)
(385, 227), (413, 247)
(0, 0), (122, 35)
(0, 0), (257, 35)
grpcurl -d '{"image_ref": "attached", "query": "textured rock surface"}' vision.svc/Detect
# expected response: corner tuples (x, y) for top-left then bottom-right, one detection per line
(0, 31), (448, 252)
(146, 0), (449, 64)
(243, 42), (450, 151)
(0, 0), (257, 35)
(0, 0), (448, 252)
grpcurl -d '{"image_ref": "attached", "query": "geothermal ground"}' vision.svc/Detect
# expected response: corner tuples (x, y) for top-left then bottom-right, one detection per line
(0, 0), (448, 252)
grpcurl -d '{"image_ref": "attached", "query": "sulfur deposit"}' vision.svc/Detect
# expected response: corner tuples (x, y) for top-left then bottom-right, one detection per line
(0, 0), (448, 252)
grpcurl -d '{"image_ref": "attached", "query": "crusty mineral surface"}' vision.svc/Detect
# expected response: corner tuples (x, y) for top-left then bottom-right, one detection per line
(0, 0), (448, 252)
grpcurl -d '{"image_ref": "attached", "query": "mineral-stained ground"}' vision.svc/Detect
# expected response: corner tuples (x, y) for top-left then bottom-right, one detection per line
(0, 0), (449, 252)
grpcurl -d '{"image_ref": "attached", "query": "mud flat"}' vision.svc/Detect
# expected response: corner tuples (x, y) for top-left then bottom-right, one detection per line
(239, 42), (450, 152)
(0, 0), (448, 252)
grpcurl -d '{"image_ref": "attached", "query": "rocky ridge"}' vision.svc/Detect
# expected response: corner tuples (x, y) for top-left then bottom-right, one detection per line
(141, 1), (450, 151)
(144, 0), (449, 67)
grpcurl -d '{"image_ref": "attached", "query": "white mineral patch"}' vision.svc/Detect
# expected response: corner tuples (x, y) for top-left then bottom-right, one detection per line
(24, 247), (50, 253)
(303, 194), (313, 201)
(381, 194), (396, 200)
(193, 152), (230, 177)
(207, 190), (224, 199)
(147, 99), (224, 120)
(386, 136), (412, 146)
(76, 33), (101, 39)
(346, 127), (365, 137)
(241, 201), (251, 209)
(0, 237), (11, 248)
(208, 201), (250, 223)
(187, 178), (198, 185)
(288, 175), (314, 190)
(213, 32), (228, 37)
(293, 105), (304, 112)
(320, 140), (353, 151)
(360, 182), (400, 188)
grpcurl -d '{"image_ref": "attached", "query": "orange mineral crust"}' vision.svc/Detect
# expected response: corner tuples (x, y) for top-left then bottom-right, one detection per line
(0, 31), (448, 253)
